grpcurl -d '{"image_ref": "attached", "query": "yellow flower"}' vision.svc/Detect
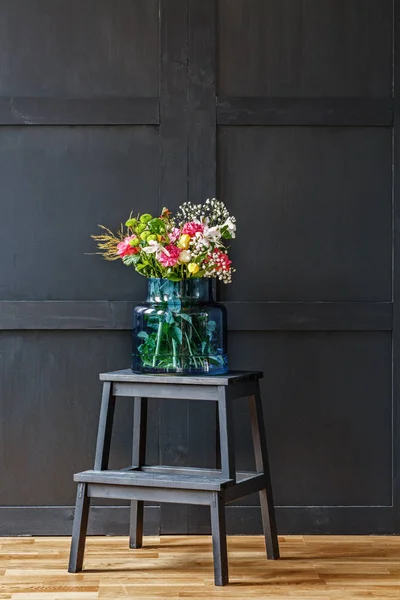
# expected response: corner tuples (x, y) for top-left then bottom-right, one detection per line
(178, 234), (191, 250)
(188, 263), (199, 274)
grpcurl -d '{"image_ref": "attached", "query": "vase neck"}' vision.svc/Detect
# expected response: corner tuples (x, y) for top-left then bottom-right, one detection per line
(147, 278), (212, 303)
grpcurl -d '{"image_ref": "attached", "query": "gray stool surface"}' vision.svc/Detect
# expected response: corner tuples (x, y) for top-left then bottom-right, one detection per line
(68, 369), (279, 586)
(100, 369), (262, 384)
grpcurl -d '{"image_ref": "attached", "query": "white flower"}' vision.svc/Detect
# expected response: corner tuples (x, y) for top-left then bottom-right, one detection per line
(193, 231), (210, 249)
(178, 250), (191, 263)
(203, 225), (222, 244)
(143, 241), (174, 259)
(223, 217), (236, 238)
(143, 240), (163, 254)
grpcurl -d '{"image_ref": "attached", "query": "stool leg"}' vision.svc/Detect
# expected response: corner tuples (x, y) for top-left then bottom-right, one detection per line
(249, 383), (279, 559)
(68, 483), (90, 573)
(94, 382), (115, 471)
(129, 397), (148, 549)
(216, 402), (221, 470)
(210, 492), (229, 586)
(217, 387), (236, 481)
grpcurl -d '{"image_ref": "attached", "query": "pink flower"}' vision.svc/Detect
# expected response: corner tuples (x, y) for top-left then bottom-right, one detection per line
(182, 221), (204, 237)
(117, 235), (139, 258)
(158, 244), (181, 267)
(169, 227), (180, 243)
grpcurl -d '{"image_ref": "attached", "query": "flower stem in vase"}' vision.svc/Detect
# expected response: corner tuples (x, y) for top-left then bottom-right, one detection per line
(185, 331), (198, 369)
(172, 338), (178, 369)
(153, 319), (163, 368)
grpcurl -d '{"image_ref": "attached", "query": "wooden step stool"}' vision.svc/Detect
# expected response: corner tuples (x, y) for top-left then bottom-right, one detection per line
(68, 369), (279, 586)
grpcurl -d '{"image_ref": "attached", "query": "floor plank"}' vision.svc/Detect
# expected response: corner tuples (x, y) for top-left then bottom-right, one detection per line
(0, 536), (400, 598)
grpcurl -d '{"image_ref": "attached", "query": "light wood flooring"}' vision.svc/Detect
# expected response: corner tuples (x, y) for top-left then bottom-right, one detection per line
(1, 535), (400, 599)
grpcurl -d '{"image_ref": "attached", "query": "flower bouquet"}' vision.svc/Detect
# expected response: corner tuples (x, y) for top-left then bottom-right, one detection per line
(93, 199), (236, 374)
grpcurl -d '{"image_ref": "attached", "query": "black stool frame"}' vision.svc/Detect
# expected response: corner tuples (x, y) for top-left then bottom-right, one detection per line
(68, 370), (279, 586)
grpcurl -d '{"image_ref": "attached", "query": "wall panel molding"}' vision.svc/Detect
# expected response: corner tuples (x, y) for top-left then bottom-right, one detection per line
(217, 97), (393, 127)
(0, 97), (160, 125)
(0, 505), (393, 536)
(0, 301), (393, 331)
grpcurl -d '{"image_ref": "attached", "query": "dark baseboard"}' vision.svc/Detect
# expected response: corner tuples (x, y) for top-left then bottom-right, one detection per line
(0, 505), (395, 536)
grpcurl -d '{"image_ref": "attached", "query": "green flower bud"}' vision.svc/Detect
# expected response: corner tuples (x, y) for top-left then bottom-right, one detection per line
(125, 218), (138, 229)
(136, 223), (146, 234)
(147, 234), (157, 242)
(140, 230), (150, 241)
(128, 237), (140, 247)
(140, 213), (153, 224)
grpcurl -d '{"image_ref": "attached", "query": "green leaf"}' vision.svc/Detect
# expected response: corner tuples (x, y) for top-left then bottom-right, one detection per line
(161, 280), (175, 296)
(171, 325), (183, 344)
(148, 217), (166, 235)
(221, 226), (233, 240)
(137, 331), (149, 340)
(167, 298), (182, 313)
(165, 311), (175, 324)
(145, 336), (156, 349)
(122, 253), (140, 266)
(207, 320), (217, 332)
(208, 355), (224, 365)
(179, 313), (192, 324)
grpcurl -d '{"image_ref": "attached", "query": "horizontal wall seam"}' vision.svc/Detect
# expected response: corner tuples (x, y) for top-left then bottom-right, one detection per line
(0, 97), (160, 125)
(217, 97), (394, 127)
(0, 301), (393, 331)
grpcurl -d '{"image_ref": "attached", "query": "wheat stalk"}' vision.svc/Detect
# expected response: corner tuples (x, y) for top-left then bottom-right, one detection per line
(91, 224), (125, 261)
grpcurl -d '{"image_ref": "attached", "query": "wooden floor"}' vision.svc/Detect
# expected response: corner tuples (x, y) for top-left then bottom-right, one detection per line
(1, 535), (400, 599)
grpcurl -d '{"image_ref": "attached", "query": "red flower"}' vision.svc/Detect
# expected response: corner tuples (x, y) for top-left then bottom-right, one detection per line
(206, 248), (232, 272)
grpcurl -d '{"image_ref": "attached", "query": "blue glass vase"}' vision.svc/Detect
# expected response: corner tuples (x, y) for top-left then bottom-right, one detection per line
(132, 278), (228, 374)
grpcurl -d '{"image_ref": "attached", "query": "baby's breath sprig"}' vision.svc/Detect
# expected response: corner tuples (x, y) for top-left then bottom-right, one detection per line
(177, 198), (231, 227)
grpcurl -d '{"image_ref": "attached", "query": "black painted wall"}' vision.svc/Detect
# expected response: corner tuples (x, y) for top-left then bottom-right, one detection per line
(0, 0), (398, 535)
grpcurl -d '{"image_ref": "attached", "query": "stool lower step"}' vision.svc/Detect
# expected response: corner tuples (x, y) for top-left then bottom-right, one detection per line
(74, 469), (233, 491)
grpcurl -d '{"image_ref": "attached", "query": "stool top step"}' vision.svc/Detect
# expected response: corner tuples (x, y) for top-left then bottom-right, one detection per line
(99, 369), (263, 386)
